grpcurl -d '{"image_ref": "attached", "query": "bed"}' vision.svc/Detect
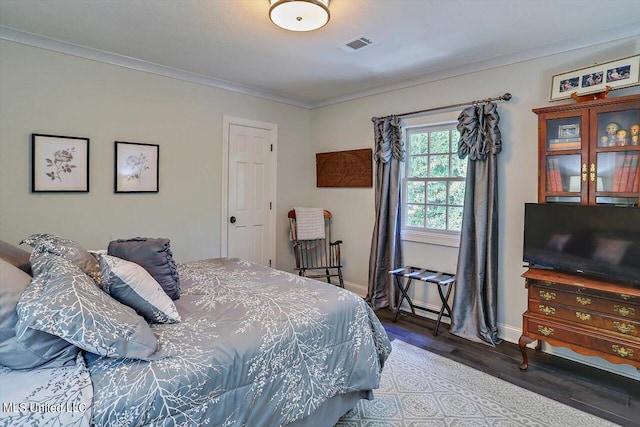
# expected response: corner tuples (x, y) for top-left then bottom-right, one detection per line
(0, 238), (391, 427)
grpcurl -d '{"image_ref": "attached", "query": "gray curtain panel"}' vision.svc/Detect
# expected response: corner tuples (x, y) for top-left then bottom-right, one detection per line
(450, 102), (503, 346)
(367, 116), (405, 310)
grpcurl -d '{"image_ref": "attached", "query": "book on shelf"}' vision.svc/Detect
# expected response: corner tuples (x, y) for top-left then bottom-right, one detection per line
(546, 160), (554, 191)
(548, 138), (581, 143)
(612, 152), (627, 192)
(556, 159), (563, 191)
(619, 153), (632, 193)
(546, 158), (563, 192)
(625, 153), (638, 192)
(548, 138), (581, 150)
(612, 152), (639, 193)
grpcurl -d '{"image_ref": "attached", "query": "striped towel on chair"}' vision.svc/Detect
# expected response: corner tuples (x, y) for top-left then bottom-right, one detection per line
(293, 207), (326, 240)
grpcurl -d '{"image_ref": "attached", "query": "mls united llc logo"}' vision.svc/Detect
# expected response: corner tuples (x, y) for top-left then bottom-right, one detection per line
(2, 402), (87, 413)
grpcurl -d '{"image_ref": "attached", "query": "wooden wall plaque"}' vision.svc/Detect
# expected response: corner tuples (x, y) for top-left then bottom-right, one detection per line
(316, 148), (373, 187)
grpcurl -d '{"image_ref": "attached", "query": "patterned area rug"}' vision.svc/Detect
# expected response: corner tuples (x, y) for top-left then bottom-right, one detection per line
(337, 339), (617, 426)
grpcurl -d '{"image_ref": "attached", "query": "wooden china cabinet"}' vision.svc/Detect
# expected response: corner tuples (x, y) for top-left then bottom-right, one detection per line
(518, 94), (640, 371)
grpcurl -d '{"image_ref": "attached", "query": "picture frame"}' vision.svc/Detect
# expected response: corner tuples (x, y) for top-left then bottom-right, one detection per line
(114, 141), (159, 193)
(32, 133), (89, 192)
(558, 124), (580, 139)
(550, 54), (640, 101)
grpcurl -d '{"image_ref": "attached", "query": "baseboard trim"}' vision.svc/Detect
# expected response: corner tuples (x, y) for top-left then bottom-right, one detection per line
(344, 280), (367, 297)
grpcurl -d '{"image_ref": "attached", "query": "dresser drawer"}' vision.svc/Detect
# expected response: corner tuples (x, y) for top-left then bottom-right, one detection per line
(530, 301), (640, 338)
(528, 279), (640, 304)
(524, 315), (640, 365)
(529, 284), (640, 321)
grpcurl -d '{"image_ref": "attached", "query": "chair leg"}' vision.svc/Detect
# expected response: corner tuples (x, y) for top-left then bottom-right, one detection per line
(337, 267), (344, 288)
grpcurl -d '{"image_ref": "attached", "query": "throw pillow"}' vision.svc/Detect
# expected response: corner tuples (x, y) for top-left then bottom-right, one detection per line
(108, 237), (180, 300)
(0, 258), (78, 369)
(21, 233), (101, 285)
(100, 254), (181, 324)
(16, 253), (159, 360)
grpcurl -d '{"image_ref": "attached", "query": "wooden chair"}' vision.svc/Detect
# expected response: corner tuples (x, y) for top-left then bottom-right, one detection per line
(288, 209), (344, 287)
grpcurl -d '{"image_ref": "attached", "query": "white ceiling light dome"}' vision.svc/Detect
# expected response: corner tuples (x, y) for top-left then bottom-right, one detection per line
(269, 0), (330, 32)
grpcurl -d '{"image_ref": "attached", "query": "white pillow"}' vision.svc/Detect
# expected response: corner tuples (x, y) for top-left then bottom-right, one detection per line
(99, 255), (181, 324)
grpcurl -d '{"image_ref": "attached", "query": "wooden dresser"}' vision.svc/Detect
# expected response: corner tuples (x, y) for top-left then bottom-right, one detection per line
(518, 268), (640, 370)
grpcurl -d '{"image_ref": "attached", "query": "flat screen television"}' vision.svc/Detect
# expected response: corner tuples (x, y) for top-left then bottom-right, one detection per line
(523, 203), (640, 287)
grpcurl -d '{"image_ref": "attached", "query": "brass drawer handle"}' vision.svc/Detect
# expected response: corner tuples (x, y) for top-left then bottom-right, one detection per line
(614, 305), (635, 317)
(575, 312), (591, 321)
(576, 297), (591, 305)
(611, 345), (634, 358)
(619, 294), (632, 301)
(538, 305), (556, 316)
(613, 322), (635, 335)
(539, 291), (556, 301)
(538, 326), (554, 336)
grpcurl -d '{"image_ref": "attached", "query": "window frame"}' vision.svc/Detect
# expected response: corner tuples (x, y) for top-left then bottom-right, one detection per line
(401, 114), (465, 247)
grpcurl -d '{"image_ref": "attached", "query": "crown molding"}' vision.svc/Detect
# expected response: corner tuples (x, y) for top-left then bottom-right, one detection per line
(309, 23), (640, 109)
(2, 24), (638, 111)
(0, 25), (311, 109)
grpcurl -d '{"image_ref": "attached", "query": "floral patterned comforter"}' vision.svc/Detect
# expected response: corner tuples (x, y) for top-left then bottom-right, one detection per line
(2, 258), (391, 426)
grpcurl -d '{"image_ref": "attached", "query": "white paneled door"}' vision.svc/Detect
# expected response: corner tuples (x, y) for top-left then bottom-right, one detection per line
(225, 120), (276, 266)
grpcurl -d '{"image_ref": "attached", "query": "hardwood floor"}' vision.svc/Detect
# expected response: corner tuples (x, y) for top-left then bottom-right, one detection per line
(375, 309), (640, 427)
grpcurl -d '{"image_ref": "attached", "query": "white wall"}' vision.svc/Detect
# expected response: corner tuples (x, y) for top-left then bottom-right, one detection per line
(0, 40), (313, 270)
(310, 38), (640, 378)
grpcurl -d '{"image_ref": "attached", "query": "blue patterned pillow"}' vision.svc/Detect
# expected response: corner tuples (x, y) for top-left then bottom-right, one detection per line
(100, 255), (181, 324)
(21, 233), (102, 285)
(0, 258), (78, 369)
(16, 253), (159, 360)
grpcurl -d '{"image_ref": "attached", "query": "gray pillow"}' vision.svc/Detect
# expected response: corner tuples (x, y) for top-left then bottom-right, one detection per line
(21, 234), (101, 285)
(16, 253), (159, 360)
(108, 237), (180, 300)
(100, 254), (181, 324)
(0, 240), (32, 275)
(0, 258), (78, 369)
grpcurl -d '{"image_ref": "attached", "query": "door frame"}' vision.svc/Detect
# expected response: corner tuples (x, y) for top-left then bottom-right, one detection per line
(221, 115), (278, 265)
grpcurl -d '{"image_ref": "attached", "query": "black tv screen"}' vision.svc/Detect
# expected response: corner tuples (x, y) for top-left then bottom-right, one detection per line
(523, 203), (640, 287)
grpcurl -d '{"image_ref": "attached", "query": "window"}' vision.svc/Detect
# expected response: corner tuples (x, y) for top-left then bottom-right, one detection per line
(402, 122), (466, 246)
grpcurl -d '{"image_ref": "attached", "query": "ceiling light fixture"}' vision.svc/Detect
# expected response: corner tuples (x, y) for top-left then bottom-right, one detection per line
(269, 0), (330, 32)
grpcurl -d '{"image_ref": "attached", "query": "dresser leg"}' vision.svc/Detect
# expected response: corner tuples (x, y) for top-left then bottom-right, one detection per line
(518, 335), (536, 371)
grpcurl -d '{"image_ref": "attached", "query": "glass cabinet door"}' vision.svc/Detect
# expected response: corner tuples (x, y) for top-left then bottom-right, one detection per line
(592, 108), (640, 205)
(543, 116), (585, 203)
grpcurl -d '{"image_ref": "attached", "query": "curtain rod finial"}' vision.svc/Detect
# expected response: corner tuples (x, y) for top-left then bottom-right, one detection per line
(503, 93), (512, 101)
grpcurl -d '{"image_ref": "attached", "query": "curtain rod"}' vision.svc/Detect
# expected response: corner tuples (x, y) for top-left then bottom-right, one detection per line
(372, 93), (512, 121)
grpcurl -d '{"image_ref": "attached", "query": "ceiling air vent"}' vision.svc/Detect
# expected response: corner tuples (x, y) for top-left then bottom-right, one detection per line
(339, 36), (374, 53)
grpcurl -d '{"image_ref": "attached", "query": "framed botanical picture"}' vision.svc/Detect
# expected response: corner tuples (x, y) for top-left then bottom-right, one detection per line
(32, 134), (89, 192)
(114, 141), (159, 193)
(550, 54), (640, 101)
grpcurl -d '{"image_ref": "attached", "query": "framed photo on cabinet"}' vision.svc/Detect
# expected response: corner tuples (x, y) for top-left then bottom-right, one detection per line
(550, 54), (640, 101)
(32, 133), (89, 192)
(114, 141), (159, 193)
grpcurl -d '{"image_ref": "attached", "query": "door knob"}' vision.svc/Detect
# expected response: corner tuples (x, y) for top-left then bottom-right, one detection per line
(230, 216), (236, 224)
